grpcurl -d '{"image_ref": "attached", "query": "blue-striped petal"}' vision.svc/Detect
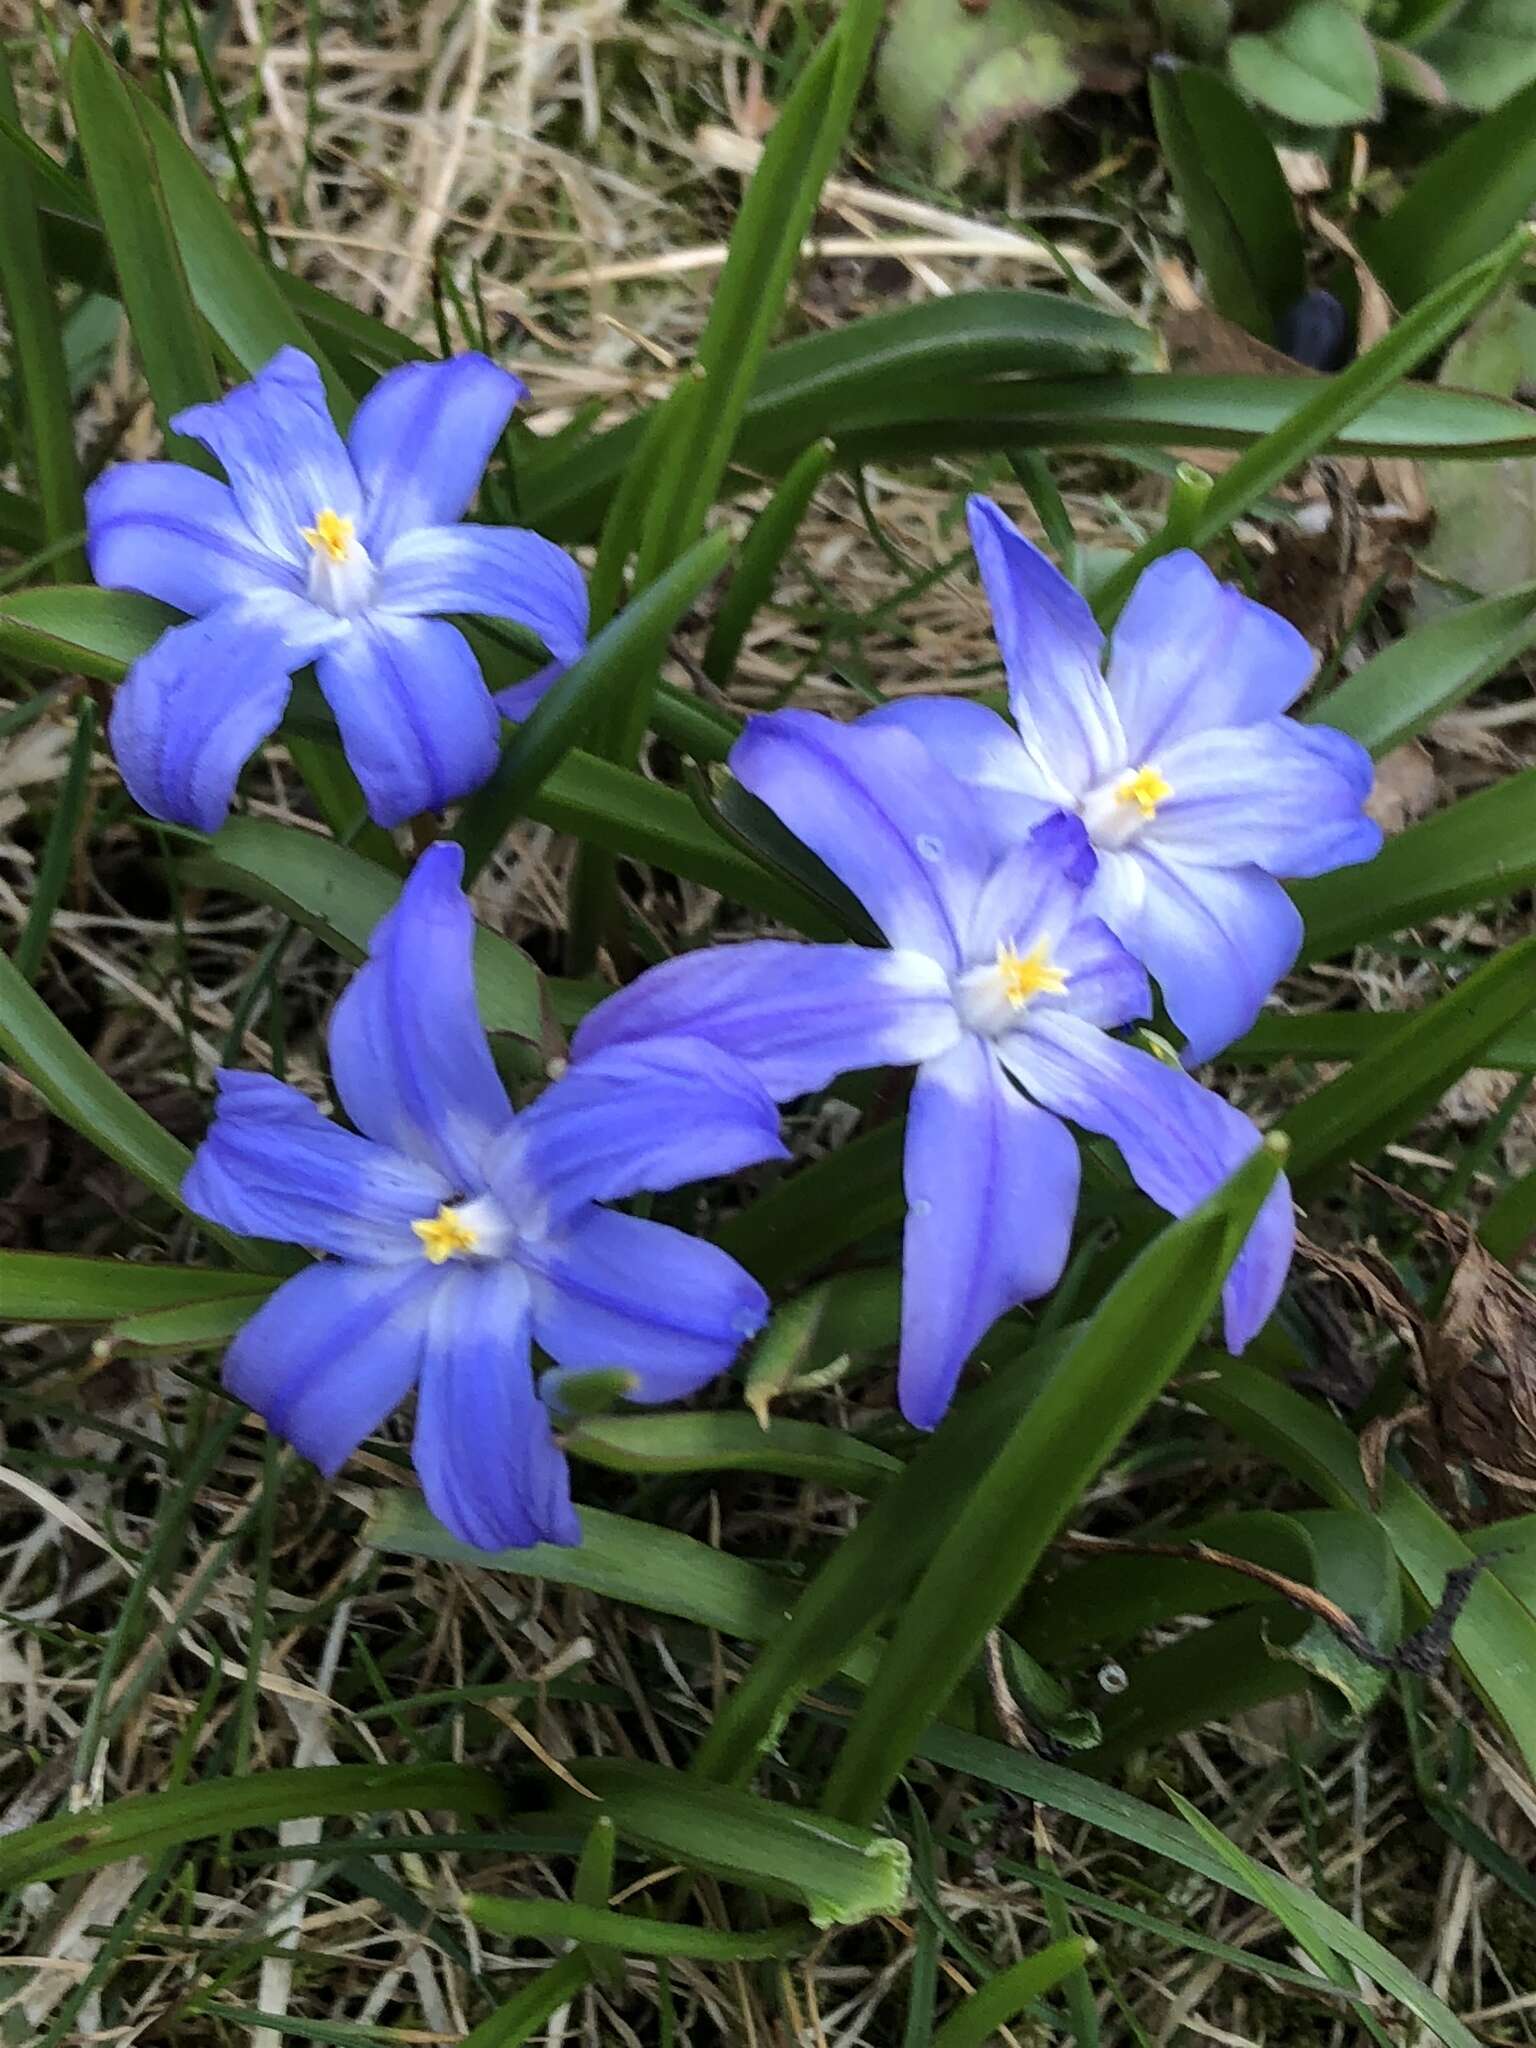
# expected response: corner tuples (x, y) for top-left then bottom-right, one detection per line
(378, 524), (588, 666)
(347, 353), (524, 557)
(86, 461), (300, 614)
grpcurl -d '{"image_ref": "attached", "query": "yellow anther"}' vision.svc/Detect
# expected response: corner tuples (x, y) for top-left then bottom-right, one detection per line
(1114, 764), (1172, 819)
(301, 507), (355, 563)
(412, 1205), (479, 1264)
(996, 939), (1069, 1009)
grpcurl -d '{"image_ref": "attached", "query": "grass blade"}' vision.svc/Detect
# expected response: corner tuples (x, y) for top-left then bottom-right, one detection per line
(931, 1938), (1093, 2048)
(819, 1139), (1284, 1827)
(13, 695), (96, 982)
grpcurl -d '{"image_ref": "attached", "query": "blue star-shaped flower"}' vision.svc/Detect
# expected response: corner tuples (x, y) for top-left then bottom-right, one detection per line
(88, 347), (588, 831)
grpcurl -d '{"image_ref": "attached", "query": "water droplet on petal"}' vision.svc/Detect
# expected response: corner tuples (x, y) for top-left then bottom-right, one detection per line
(910, 1197), (932, 1219)
(916, 834), (943, 862)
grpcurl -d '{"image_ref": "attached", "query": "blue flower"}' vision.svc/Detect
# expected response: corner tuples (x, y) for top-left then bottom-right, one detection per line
(88, 348), (589, 833)
(183, 843), (784, 1551)
(570, 711), (1294, 1431)
(866, 497), (1382, 1062)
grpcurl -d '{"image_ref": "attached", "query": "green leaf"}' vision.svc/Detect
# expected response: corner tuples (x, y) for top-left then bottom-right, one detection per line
(0, 1762), (506, 1888)
(1310, 576), (1536, 756)
(566, 1411), (901, 1492)
(1281, 937), (1536, 1184)
(111, 1293), (272, 1352)
(0, 585), (178, 680)
(1420, 0), (1536, 109)
(68, 33), (220, 463)
(819, 1140), (1285, 1826)
(0, 945), (291, 1274)
(1295, 767), (1536, 958)
(1228, 0), (1384, 125)
(0, 51), (84, 578)
(14, 696), (96, 982)
(702, 439), (837, 687)
(1359, 78), (1536, 305)
(715, 1120), (907, 1288)
(931, 1938), (1093, 2048)
(188, 818), (545, 1040)
(127, 69), (346, 410)
(363, 1493), (804, 1644)
(520, 290), (1160, 541)
(666, 0), (885, 562)
(464, 1896), (806, 1961)
(0, 1250), (274, 1324)
(878, 0), (1080, 186)
(541, 1759), (910, 1929)
(1150, 62), (1304, 342)
(1236, 1007), (1536, 1074)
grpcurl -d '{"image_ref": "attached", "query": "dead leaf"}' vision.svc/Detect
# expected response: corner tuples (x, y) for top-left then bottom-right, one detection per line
(1366, 740), (1437, 834)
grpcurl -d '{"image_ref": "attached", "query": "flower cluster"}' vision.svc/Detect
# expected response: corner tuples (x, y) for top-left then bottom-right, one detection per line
(90, 354), (1381, 1549)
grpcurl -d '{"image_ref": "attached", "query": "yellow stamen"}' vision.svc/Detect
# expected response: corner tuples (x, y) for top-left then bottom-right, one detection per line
(996, 938), (1069, 1009)
(1114, 764), (1172, 819)
(412, 1205), (479, 1264)
(301, 507), (355, 563)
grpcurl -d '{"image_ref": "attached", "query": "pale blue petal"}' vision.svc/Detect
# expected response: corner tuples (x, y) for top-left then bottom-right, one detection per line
(1153, 718), (1382, 878)
(184, 1069), (450, 1259)
(223, 1260), (433, 1475)
(1089, 851), (1302, 1064)
(314, 614), (501, 827)
(172, 348), (359, 569)
(899, 1035), (1080, 1430)
(999, 1010), (1294, 1352)
(485, 1037), (787, 1229)
(378, 525), (588, 665)
(730, 710), (994, 970)
(524, 1206), (767, 1404)
(1053, 915), (1151, 1031)
(1108, 551), (1316, 758)
(108, 591), (345, 833)
(962, 813), (1097, 962)
(863, 696), (1057, 846)
(327, 841), (511, 1186)
(413, 1263), (580, 1551)
(347, 353), (524, 557)
(967, 495), (1122, 800)
(492, 659), (569, 722)
(569, 939), (961, 1102)
(86, 460), (300, 613)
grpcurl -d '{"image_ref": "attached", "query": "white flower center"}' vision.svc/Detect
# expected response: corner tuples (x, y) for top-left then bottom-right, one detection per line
(953, 938), (1070, 1040)
(410, 1192), (514, 1264)
(1080, 764), (1172, 850)
(301, 507), (377, 615)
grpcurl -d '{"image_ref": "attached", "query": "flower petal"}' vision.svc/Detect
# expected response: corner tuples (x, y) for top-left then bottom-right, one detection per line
(378, 524), (588, 665)
(486, 1037), (787, 1229)
(108, 591), (344, 833)
(899, 1035), (1080, 1430)
(223, 1260), (432, 1476)
(864, 695), (1058, 843)
(347, 353), (524, 557)
(184, 1069), (451, 1258)
(967, 495), (1123, 800)
(1107, 551), (1316, 758)
(999, 1010), (1294, 1352)
(1089, 850), (1302, 1064)
(413, 1263), (580, 1551)
(314, 614), (500, 827)
(569, 939), (962, 1102)
(86, 460), (300, 613)
(962, 813), (1096, 960)
(730, 710), (994, 970)
(327, 841), (511, 1187)
(524, 1206), (768, 1404)
(172, 348), (359, 570)
(1152, 718), (1383, 878)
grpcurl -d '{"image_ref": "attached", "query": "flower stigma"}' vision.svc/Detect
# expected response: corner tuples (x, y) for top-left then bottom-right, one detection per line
(1114, 765), (1172, 820)
(301, 508), (355, 563)
(412, 1204), (481, 1264)
(996, 938), (1068, 1009)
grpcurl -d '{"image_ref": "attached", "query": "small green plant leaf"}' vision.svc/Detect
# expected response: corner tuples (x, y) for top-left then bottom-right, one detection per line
(931, 1937), (1094, 2048)
(1228, 1), (1384, 125)
(464, 1895), (807, 1960)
